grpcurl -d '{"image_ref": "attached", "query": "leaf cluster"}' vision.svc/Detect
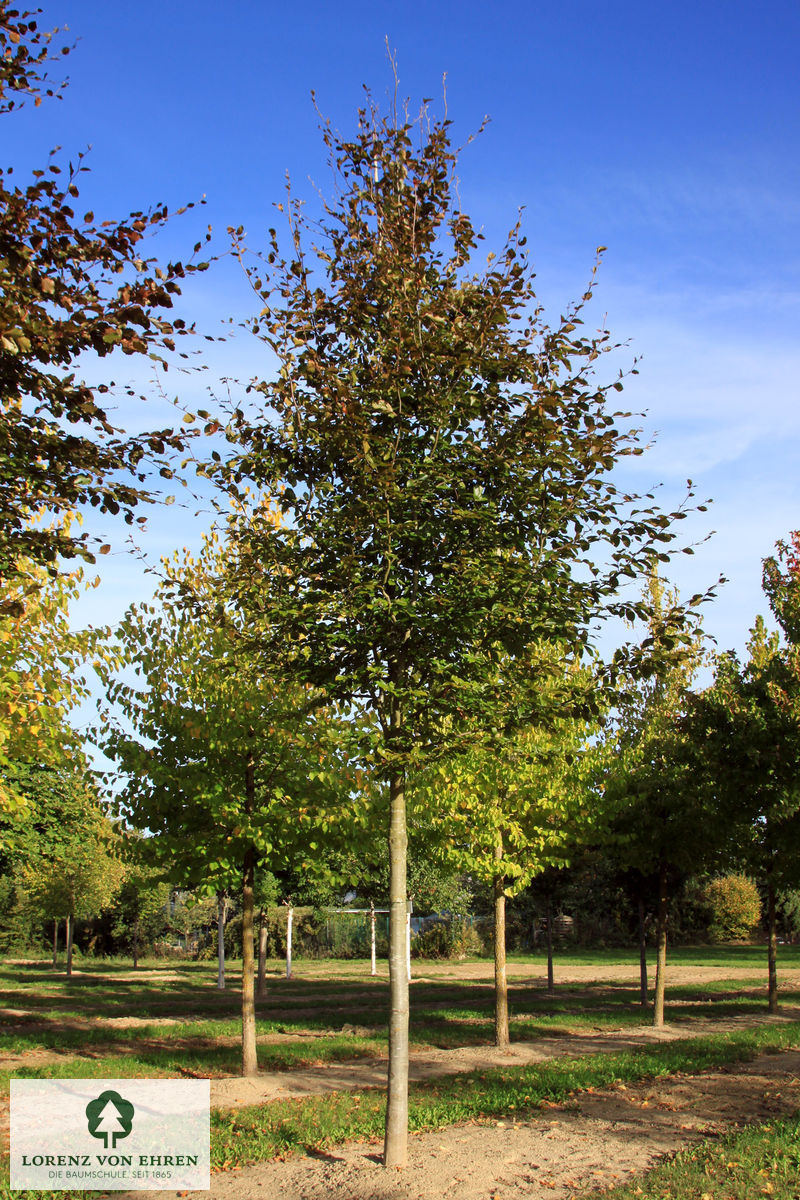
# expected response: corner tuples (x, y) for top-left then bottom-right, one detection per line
(0, 542), (113, 819)
(0, 1), (210, 580)
(0, 761), (121, 920)
(214, 98), (695, 769)
(691, 611), (800, 885)
(100, 526), (364, 893)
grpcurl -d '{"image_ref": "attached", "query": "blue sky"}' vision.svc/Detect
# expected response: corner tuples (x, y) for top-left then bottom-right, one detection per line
(10, 0), (800, 670)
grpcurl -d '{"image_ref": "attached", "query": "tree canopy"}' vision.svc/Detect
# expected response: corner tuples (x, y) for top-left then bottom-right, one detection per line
(0, 546), (107, 820)
(211, 95), (697, 1164)
(101, 521), (358, 1073)
(0, 1), (208, 582)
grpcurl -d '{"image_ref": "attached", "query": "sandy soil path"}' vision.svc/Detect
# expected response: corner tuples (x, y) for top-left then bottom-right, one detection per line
(211, 1007), (800, 1108)
(116, 1047), (800, 1200)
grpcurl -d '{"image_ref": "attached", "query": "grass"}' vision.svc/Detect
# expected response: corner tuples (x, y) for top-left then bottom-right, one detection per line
(503, 945), (800, 969)
(10, 1020), (795, 1193)
(582, 1112), (800, 1199)
(3, 945), (800, 1200)
(3, 953), (798, 1077)
(208, 1022), (800, 1168)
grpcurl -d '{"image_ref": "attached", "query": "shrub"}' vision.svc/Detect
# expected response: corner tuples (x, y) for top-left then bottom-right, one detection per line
(704, 874), (761, 942)
(412, 918), (484, 959)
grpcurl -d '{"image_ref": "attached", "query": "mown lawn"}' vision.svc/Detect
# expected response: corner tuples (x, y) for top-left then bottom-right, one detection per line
(3, 950), (800, 1199)
(1, 949), (798, 1077)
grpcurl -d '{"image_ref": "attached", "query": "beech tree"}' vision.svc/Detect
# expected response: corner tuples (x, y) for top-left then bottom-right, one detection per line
(101, 525), (355, 1075)
(604, 573), (710, 1027)
(0, 3), (208, 582)
(0, 547), (108, 821)
(695, 543), (800, 1013)
(411, 650), (601, 1049)
(217, 97), (695, 1165)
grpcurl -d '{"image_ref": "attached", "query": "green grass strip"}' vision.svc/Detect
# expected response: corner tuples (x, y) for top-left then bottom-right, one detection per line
(3, 1022), (799, 1199)
(210, 1021), (800, 1169)
(584, 1110), (800, 1199)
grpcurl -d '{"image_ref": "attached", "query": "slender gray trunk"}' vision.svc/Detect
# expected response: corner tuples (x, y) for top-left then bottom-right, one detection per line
(133, 920), (139, 970)
(285, 905), (293, 979)
(545, 893), (554, 995)
(52, 918), (58, 968)
(257, 911), (268, 998)
(241, 743), (258, 1076)
(638, 896), (648, 1007)
(383, 768), (409, 1168)
(370, 900), (377, 977)
(653, 861), (668, 1028)
(216, 894), (226, 989)
(767, 877), (779, 1014)
(66, 914), (74, 977)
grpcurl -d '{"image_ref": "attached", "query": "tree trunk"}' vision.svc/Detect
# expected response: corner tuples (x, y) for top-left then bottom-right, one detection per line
(257, 911), (268, 998)
(52, 918), (58, 969)
(638, 896), (648, 1007)
(66, 914), (74, 977)
(241, 743), (258, 1077)
(653, 861), (668, 1028)
(383, 768), (409, 1169)
(545, 893), (554, 995)
(133, 920), (139, 970)
(216, 894), (226, 989)
(285, 905), (293, 979)
(241, 849), (257, 1075)
(370, 900), (377, 977)
(767, 876), (779, 1014)
(493, 839), (510, 1049)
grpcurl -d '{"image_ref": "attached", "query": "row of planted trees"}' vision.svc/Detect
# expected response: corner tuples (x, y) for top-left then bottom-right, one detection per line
(3, 3), (800, 1168)
(3, 526), (800, 1165)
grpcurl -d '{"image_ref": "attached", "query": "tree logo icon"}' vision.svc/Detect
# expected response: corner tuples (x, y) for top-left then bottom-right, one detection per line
(85, 1090), (135, 1149)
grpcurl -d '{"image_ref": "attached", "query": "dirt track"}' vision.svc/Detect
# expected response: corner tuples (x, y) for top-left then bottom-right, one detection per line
(8, 959), (800, 1198)
(117, 1047), (800, 1200)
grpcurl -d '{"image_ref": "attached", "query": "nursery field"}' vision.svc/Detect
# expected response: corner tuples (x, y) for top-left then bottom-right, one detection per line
(3, 948), (800, 1199)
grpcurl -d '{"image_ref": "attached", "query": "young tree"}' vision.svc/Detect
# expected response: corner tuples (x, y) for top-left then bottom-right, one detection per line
(23, 829), (122, 974)
(0, 550), (105, 821)
(603, 573), (710, 1027)
(696, 613), (800, 1012)
(109, 851), (171, 967)
(411, 651), (601, 1048)
(101, 526), (355, 1075)
(0, 2), (208, 582)
(216, 97), (695, 1164)
(1, 762), (122, 970)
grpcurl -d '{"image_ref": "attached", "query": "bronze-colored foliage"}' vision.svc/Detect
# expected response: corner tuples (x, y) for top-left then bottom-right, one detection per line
(0, 2), (209, 582)
(215, 92), (697, 1164)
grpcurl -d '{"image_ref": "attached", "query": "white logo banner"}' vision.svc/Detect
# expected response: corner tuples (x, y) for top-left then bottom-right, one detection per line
(11, 1079), (210, 1191)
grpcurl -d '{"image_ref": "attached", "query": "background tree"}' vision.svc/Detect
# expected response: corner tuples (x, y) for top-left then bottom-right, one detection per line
(1, 762), (122, 971)
(216, 96), (696, 1164)
(0, 548), (106, 821)
(0, 1), (208, 582)
(101, 525), (356, 1075)
(411, 649), (602, 1048)
(695, 611), (800, 1012)
(604, 573), (711, 1026)
(108, 850), (171, 968)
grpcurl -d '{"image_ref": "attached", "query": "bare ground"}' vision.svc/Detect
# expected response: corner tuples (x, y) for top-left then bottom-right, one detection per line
(116, 1048), (800, 1200)
(7, 961), (800, 1198)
